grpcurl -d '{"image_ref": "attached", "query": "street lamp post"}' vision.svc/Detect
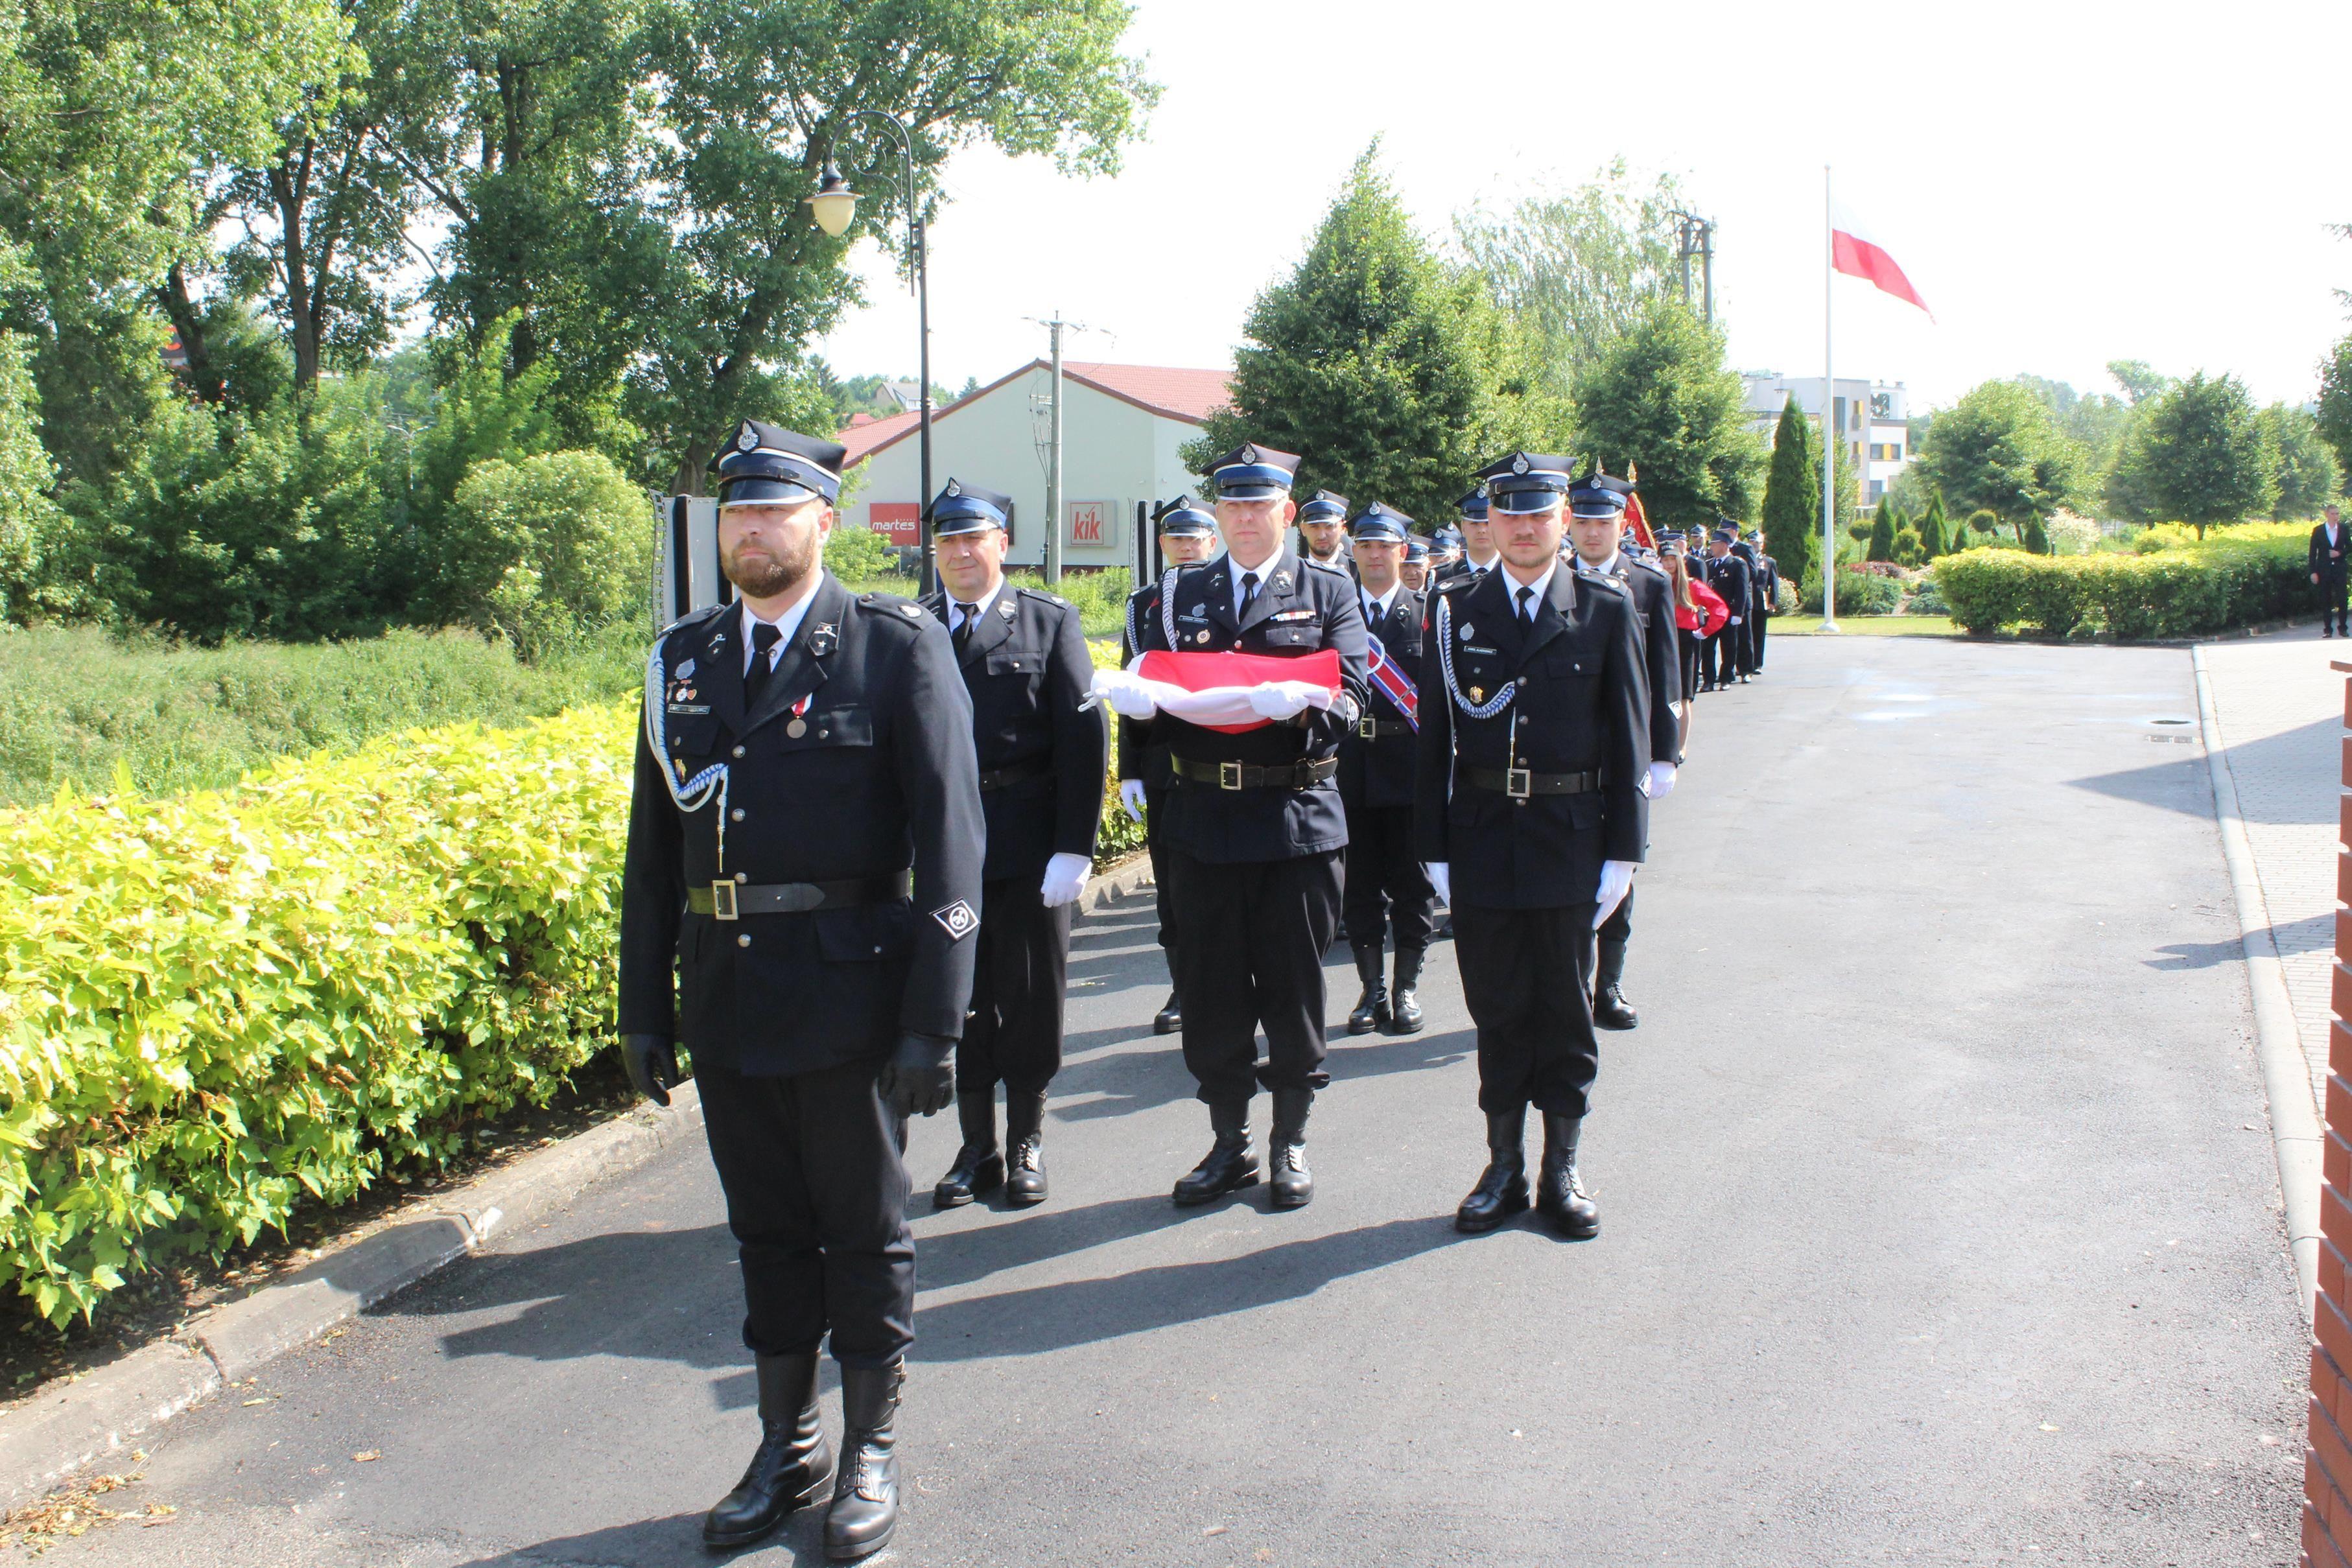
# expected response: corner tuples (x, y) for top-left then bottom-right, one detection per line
(806, 111), (935, 596)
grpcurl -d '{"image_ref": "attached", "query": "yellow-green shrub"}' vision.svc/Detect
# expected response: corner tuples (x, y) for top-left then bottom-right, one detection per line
(1932, 526), (2315, 638)
(0, 704), (635, 1325)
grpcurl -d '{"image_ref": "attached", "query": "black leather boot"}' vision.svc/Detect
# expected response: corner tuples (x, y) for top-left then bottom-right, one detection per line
(823, 1362), (902, 1560)
(1004, 1089), (1048, 1206)
(1171, 1101), (1258, 1205)
(1592, 939), (1637, 1031)
(1536, 1113), (1601, 1239)
(1388, 946), (1426, 1035)
(1267, 1088), (1314, 1210)
(932, 1091), (1002, 1208)
(1346, 941), (1389, 1035)
(1455, 1109), (1531, 1233)
(1154, 946), (1182, 1035)
(702, 1352), (835, 1549)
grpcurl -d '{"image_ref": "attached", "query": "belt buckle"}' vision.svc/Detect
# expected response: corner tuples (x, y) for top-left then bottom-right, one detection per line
(1357, 713), (1376, 740)
(711, 880), (738, 921)
(1218, 760), (1243, 791)
(1505, 767), (1533, 800)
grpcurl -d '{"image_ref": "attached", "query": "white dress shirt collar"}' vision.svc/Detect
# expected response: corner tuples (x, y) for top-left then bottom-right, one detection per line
(1361, 581), (1400, 624)
(1499, 559), (1558, 619)
(1575, 550), (1623, 579)
(740, 574), (825, 675)
(1222, 549), (1288, 618)
(948, 576), (1005, 633)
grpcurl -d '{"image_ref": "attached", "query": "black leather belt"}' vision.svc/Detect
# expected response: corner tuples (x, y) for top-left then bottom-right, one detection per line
(1171, 755), (1339, 791)
(689, 871), (912, 920)
(976, 756), (1050, 791)
(1354, 717), (1413, 740)
(1464, 767), (1599, 800)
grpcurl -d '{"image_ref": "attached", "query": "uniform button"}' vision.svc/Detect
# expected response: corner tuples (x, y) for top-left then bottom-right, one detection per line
(817, 729), (829, 738)
(736, 933), (751, 948)
(735, 871), (748, 883)
(730, 808), (745, 821)
(873, 944), (883, 954)
(732, 745), (745, 758)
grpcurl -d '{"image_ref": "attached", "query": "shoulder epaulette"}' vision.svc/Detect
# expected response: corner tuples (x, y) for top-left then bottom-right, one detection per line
(1016, 586), (1071, 611)
(1302, 556), (1350, 578)
(1431, 574), (1477, 594)
(856, 590), (930, 627)
(1582, 573), (1629, 597)
(657, 602), (729, 640)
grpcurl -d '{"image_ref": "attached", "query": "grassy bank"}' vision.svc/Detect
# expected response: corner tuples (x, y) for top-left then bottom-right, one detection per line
(1770, 615), (1959, 637)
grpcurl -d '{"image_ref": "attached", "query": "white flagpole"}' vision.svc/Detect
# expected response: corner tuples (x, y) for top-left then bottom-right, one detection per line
(1822, 165), (1838, 633)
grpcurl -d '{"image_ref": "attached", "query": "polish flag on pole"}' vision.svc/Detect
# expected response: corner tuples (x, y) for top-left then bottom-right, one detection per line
(1829, 198), (1933, 320)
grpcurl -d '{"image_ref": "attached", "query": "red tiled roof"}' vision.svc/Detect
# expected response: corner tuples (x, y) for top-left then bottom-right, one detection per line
(836, 361), (1231, 468)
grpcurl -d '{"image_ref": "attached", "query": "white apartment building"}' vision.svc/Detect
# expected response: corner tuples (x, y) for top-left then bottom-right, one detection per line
(1744, 373), (1912, 504)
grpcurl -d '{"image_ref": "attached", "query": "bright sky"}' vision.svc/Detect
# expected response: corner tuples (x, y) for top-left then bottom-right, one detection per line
(814, 0), (2352, 417)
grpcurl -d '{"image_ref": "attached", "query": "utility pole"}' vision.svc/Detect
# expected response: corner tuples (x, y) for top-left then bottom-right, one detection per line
(1671, 210), (1718, 325)
(1046, 313), (1064, 585)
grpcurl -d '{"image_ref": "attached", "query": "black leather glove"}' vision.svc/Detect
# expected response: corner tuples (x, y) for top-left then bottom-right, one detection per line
(877, 1031), (956, 1119)
(621, 1034), (681, 1107)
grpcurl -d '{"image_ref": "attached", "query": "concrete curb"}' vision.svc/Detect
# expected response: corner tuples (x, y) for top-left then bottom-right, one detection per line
(0, 856), (1153, 1510)
(2191, 642), (2323, 1322)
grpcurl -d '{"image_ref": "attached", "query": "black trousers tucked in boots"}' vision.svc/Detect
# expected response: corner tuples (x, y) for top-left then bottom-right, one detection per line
(700, 1060), (914, 1367)
(1166, 846), (1341, 1106)
(955, 874), (1072, 1096)
(1452, 902), (1602, 1118)
(1340, 799), (1437, 953)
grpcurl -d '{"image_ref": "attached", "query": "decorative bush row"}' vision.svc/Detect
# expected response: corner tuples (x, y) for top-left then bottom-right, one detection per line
(0, 689), (1148, 1325)
(1931, 529), (2314, 638)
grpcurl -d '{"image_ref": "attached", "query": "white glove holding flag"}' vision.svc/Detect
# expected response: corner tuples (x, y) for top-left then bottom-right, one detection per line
(1644, 760), (1677, 799)
(1090, 663), (1338, 729)
(1040, 852), (1092, 908)
(1119, 779), (1148, 824)
(1426, 863), (1450, 904)
(1592, 860), (1636, 930)
(1089, 668), (1160, 720)
(1245, 681), (1329, 722)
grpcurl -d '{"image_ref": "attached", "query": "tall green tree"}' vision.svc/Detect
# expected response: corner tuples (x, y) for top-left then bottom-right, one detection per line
(1570, 300), (1761, 532)
(1186, 149), (1561, 527)
(2107, 358), (2176, 406)
(1917, 489), (1947, 559)
(1453, 158), (1681, 395)
(1865, 499), (1896, 562)
(2260, 402), (2342, 519)
(2104, 371), (2276, 537)
(641, 0), (1157, 493)
(1911, 380), (2089, 545)
(2316, 334), (2352, 487)
(1759, 398), (1817, 586)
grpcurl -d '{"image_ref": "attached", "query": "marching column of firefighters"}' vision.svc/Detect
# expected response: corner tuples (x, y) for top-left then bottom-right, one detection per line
(618, 417), (1763, 1558)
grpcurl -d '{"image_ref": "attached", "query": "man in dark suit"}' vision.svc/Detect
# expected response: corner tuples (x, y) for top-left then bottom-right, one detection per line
(1436, 487), (1500, 584)
(618, 421), (982, 1558)
(1416, 452), (1649, 1239)
(919, 481), (1106, 1211)
(1746, 530), (1780, 672)
(1700, 527), (1752, 690)
(1296, 488), (1354, 576)
(1564, 467), (1680, 1033)
(1118, 498), (1221, 1035)
(1110, 442), (1369, 1210)
(1337, 502), (1436, 1036)
(2314, 504), (2350, 637)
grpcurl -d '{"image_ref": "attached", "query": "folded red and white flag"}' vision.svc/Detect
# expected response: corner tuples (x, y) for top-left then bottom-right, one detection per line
(1830, 200), (1933, 320)
(1105, 648), (1342, 733)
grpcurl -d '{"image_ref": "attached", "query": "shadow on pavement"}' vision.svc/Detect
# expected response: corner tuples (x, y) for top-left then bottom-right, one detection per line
(911, 1213), (1460, 1361)
(454, 1510), (828, 1566)
(2150, 911), (2331, 970)
(2071, 715), (2334, 823)
(911, 1193), (1189, 1290)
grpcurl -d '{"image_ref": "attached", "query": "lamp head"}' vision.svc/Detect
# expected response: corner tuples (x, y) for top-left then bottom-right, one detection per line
(806, 165), (858, 237)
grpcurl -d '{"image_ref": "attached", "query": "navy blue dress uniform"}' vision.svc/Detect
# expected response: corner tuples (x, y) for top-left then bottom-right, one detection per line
(2315, 513), (2352, 637)
(1417, 452), (1649, 1240)
(1296, 488), (1356, 576)
(917, 482), (1107, 1212)
(1434, 489), (1491, 584)
(1732, 535), (1767, 678)
(1131, 442), (1370, 1210)
(617, 420), (982, 1558)
(1699, 527), (1752, 690)
(1746, 535), (1780, 672)
(1335, 502), (1437, 1036)
(1566, 469), (1680, 1035)
(1120, 497), (1219, 1034)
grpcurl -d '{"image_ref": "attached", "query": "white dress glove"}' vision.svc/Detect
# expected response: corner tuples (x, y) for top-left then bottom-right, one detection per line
(1090, 668), (1160, 721)
(1040, 852), (1092, 908)
(1246, 681), (1323, 721)
(1728, 614), (1742, 625)
(1118, 778), (1148, 824)
(1644, 760), (1677, 799)
(1592, 860), (1636, 930)
(1426, 862), (1451, 904)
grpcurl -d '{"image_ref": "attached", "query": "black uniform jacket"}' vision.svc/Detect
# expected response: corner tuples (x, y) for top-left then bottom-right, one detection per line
(919, 583), (1106, 884)
(1337, 584), (1425, 810)
(618, 573), (985, 1073)
(2314, 522), (2349, 579)
(1413, 566), (1649, 909)
(1590, 556), (1683, 767)
(1753, 552), (1781, 614)
(1704, 552), (1752, 621)
(1117, 579), (1171, 790)
(1132, 550), (1370, 864)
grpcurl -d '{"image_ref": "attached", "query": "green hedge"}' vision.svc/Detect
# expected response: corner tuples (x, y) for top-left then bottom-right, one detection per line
(1931, 526), (2314, 638)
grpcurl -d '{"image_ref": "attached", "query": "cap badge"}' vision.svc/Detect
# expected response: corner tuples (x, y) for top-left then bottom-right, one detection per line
(945, 480), (961, 497)
(736, 425), (759, 452)
(1238, 443), (1258, 463)
(1512, 454), (1530, 474)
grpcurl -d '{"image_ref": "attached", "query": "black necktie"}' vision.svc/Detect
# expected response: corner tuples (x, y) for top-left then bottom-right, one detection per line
(953, 602), (978, 648)
(1516, 585), (1535, 630)
(744, 620), (782, 707)
(1240, 570), (1260, 618)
